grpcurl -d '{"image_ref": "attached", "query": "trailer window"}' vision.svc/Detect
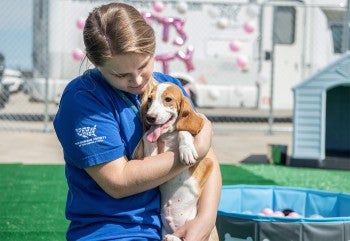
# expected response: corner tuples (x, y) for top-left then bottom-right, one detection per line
(330, 24), (350, 53)
(273, 7), (296, 44)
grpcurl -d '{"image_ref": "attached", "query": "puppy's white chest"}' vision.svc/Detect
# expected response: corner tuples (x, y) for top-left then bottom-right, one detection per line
(159, 170), (199, 233)
(160, 133), (179, 152)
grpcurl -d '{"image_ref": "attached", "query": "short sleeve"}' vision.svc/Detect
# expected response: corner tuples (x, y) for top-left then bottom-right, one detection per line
(54, 86), (125, 168)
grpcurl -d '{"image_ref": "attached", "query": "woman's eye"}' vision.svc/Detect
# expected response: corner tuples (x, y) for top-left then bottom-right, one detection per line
(165, 97), (172, 102)
(114, 74), (126, 78)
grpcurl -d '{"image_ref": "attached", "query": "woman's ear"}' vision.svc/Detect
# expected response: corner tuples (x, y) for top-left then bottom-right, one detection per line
(176, 96), (204, 135)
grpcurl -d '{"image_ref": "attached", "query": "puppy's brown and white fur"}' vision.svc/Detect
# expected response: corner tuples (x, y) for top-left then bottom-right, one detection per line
(134, 82), (218, 241)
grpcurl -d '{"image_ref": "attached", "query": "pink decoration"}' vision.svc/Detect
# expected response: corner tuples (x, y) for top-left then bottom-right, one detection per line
(141, 12), (154, 25)
(72, 48), (84, 61)
(155, 46), (195, 74)
(243, 21), (255, 33)
(172, 18), (187, 45)
(76, 18), (85, 30)
(155, 53), (176, 74)
(152, 1), (164, 13)
(142, 12), (187, 46)
(229, 40), (241, 52)
(176, 46), (195, 72)
(236, 55), (249, 70)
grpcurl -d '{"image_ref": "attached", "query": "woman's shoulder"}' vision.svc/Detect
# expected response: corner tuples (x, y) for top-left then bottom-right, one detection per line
(56, 69), (115, 119)
(64, 69), (101, 92)
(61, 69), (110, 101)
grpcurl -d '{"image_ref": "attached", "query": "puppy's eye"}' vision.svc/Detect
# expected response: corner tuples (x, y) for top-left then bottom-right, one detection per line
(147, 97), (152, 103)
(165, 97), (172, 102)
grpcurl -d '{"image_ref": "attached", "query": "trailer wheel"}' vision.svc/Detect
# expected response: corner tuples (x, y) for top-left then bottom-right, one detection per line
(177, 77), (198, 107)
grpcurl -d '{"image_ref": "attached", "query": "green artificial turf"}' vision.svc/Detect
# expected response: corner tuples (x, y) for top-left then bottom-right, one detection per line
(0, 164), (67, 241)
(220, 164), (350, 193)
(0, 163), (350, 241)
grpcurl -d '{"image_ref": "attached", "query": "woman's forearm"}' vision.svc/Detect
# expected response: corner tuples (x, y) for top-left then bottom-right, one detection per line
(197, 148), (222, 227)
(85, 151), (188, 198)
(194, 114), (213, 160)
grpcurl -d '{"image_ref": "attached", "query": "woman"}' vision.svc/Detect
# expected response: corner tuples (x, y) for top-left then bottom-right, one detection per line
(54, 2), (221, 241)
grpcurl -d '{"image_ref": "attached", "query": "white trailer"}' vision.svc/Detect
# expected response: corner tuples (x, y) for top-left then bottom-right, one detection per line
(31, 0), (347, 109)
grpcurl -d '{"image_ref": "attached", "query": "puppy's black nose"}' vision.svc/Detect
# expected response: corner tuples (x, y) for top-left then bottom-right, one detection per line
(146, 116), (156, 124)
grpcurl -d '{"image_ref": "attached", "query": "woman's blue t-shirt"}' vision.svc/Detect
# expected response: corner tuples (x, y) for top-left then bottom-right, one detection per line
(53, 69), (187, 241)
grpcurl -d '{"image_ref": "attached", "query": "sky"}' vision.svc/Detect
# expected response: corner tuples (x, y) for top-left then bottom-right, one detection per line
(0, 0), (33, 71)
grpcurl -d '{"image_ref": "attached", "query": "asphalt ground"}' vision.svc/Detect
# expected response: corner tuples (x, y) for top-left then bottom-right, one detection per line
(0, 122), (292, 165)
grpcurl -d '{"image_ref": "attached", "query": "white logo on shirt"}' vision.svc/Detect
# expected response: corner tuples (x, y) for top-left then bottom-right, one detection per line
(75, 125), (97, 138)
(74, 125), (106, 147)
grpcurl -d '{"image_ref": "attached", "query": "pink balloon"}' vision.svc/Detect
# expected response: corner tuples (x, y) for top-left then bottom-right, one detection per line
(236, 55), (248, 69)
(229, 41), (241, 52)
(243, 21), (255, 33)
(152, 1), (164, 13)
(72, 49), (84, 61)
(261, 208), (273, 216)
(287, 212), (301, 218)
(76, 18), (85, 30)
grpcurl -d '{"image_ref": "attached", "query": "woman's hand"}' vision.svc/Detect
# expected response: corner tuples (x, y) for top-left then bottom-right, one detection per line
(194, 113), (213, 161)
(171, 216), (214, 241)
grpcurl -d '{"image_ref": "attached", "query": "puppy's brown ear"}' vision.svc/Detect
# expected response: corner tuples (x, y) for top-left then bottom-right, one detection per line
(139, 96), (150, 132)
(132, 139), (144, 159)
(176, 96), (204, 135)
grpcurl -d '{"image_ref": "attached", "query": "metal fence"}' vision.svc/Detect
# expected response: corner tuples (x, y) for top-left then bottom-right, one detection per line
(0, 0), (348, 132)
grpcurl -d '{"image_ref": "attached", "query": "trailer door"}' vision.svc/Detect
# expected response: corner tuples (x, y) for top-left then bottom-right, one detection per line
(260, 2), (305, 110)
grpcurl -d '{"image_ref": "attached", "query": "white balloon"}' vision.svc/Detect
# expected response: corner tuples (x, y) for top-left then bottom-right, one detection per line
(176, 1), (188, 14)
(209, 89), (220, 100)
(217, 17), (229, 29)
(246, 4), (259, 18)
(208, 8), (220, 18)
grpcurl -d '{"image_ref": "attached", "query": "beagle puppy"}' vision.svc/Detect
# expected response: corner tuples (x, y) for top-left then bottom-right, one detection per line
(134, 82), (218, 241)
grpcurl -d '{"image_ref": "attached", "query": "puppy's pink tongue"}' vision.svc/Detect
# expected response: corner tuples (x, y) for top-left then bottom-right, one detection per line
(146, 125), (161, 143)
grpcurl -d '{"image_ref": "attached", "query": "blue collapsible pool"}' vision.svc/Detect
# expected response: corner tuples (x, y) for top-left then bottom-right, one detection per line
(216, 185), (350, 241)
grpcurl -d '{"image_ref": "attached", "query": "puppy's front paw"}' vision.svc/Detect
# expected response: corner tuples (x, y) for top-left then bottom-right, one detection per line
(178, 131), (198, 165)
(163, 234), (182, 241)
(179, 143), (198, 165)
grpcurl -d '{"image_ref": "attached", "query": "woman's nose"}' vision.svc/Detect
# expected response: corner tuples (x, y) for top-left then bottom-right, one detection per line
(129, 73), (143, 85)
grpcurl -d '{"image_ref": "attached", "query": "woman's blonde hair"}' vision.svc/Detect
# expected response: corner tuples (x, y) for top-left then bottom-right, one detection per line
(83, 2), (155, 66)
(83, 2), (157, 100)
